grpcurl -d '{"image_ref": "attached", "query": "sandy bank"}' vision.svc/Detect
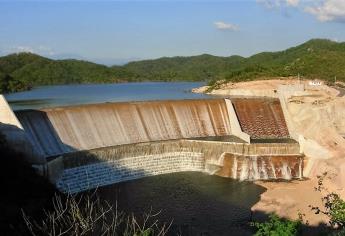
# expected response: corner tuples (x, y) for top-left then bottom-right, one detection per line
(193, 78), (339, 98)
(252, 179), (327, 226)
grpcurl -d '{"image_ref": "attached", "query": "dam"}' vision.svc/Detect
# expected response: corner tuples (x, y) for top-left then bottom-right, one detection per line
(0, 96), (304, 193)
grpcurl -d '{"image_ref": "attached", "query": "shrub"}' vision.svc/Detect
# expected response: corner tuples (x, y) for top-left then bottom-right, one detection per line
(310, 172), (345, 229)
(251, 214), (301, 236)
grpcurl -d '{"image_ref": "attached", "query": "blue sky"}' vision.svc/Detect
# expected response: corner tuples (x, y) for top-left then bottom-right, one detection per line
(1, 0), (345, 65)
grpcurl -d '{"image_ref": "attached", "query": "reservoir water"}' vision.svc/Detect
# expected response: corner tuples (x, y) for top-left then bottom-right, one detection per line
(5, 82), (210, 110)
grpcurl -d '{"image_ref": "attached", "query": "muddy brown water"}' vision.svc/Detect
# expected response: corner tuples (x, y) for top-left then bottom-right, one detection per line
(95, 172), (266, 236)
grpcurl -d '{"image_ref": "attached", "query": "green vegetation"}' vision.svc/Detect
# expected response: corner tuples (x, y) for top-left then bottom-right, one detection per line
(1, 39), (345, 93)
(251, 214), (301, 236)
(310, 173), (345, 231)
(0, 53), (120, 93)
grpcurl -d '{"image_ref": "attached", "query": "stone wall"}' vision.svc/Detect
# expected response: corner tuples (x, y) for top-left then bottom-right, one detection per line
(56, 152), (204, 193)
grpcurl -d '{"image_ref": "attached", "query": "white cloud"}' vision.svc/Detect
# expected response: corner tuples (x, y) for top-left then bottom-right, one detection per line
(258, 0), (345, 22)
(2, 45), (56, 56)
(257, 0), (299, 8)
(12, 46), (35, 53)
(305, 0), (345, 22)
(286, 0), (299, 7)
(214, 21), (239, 31)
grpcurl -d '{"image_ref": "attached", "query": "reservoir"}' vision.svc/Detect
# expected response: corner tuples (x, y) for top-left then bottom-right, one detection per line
(5, 82), (210, 110)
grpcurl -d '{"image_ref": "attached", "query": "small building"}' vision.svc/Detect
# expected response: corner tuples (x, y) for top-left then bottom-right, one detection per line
(308, 80), (323, 86)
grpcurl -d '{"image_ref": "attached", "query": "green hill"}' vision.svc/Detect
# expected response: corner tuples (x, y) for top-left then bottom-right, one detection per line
(1, 39), (345, 93)
(0, 53), (122, 93)
(120, 39), (345, 85)
(121, 54), (245, 82)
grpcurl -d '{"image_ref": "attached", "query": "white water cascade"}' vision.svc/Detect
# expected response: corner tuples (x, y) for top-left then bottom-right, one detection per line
(210, 153), (303, 181)
(205, 153), (226, 175)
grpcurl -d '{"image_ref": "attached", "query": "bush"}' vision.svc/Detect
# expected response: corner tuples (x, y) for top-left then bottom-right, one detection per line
(251, 214), (301, 236)
(310, 172), (345, 229)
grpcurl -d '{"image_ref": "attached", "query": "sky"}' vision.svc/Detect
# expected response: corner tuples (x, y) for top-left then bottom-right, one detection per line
(0, 0), (345, 65)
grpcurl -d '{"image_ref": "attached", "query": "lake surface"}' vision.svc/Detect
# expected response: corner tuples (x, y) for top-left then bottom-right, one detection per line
(97, 172), (266, 236)
(5, 82), (211, 110)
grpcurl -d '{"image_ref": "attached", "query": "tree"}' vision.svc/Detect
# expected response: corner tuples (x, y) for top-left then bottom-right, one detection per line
(0, 73), (12, 93)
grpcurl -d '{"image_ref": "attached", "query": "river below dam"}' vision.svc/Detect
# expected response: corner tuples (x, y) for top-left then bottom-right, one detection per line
(5, 82), (211, 110)
(95, 172), (266, 236)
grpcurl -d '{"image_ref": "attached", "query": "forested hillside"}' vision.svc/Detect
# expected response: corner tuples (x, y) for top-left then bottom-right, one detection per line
(1, 39), (345, 93)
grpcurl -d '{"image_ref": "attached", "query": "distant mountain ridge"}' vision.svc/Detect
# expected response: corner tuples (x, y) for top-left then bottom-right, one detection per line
(1, 39), (345, 93)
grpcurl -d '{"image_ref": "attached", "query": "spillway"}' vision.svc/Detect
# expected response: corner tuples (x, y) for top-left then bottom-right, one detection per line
(0, 97), (305, 193)
(15, 99), (232, 158)
(232, 98), (290, 139)
(216, 153), (303, 180)
(54, 140), (303, 193)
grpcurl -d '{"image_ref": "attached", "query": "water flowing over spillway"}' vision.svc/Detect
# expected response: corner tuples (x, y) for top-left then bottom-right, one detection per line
(54, 140), (304, 193)
(215, 153), (303, 180)
(8, 98), (304, 193)
(16, 99), (232, 158)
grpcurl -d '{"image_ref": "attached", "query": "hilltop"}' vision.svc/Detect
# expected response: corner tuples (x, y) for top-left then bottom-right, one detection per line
(1, 39), (345, 93)
(0, 53), (120, 93)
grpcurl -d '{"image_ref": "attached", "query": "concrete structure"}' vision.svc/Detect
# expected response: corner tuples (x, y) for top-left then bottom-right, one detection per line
(56, 140), (303, 193)
(308, 80), (323, 86)
(0, 96), (305, 193)
(225, 99), (250, 143)
(0, 95), (42, 163)
(232, 98), (290, 139)
(277, 84), (305, 141)
(15, 99), (234, 158)
(57, 151), (205, 193)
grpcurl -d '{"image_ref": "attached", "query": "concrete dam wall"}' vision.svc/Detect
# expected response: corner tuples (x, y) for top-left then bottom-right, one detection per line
(15, 99), (233, 158)
(2, 97), (305, 193)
